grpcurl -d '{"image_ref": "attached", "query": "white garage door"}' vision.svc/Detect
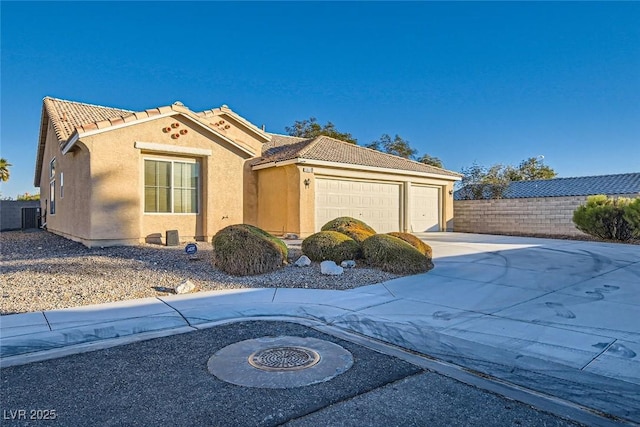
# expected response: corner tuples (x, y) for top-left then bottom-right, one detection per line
(315, 179), (400, 233)
(411, 185), (441, 232)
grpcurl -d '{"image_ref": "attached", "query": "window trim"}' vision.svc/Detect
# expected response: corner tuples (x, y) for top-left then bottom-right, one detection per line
(143, 156), (200, 215)
(49, 179), (56, 215)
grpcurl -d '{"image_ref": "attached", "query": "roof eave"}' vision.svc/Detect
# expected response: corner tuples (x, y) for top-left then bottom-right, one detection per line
(34, 105), (53, 187)
(60, 110), (256, 158)
(253, 157), (462, 181)
(218, 109), (271, 143)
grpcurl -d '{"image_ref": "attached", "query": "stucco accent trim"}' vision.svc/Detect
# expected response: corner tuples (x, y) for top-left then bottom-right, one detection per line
(60, 112), (256, 158)
(61, 132), (80, 155)
(134, 141), (212, 156)
(253, 158), (462, 182)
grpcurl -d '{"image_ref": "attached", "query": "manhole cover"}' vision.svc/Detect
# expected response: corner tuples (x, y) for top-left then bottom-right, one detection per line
(248, 346), (320, 371)
(208, 336), (353, 388)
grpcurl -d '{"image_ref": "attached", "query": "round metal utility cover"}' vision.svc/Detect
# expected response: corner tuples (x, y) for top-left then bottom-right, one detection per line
(208, 336), (353, 389)
(248, 346), (321, 371)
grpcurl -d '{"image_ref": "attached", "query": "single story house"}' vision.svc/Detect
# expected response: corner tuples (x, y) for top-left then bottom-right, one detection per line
(453, 173), (640, 236)
(35, 97), (462, 247)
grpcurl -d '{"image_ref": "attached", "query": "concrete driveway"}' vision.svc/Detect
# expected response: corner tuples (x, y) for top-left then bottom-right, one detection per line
(1, 233), (639, 424)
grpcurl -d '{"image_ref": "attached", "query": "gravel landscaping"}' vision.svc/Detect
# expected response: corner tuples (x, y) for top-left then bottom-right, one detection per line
(0, 230), (401, 315)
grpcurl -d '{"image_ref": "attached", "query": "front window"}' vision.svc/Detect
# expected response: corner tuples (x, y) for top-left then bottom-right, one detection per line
(144, 159), (199, 213)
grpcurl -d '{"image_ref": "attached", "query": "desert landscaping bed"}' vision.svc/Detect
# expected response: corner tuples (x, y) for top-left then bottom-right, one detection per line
(0, 230), (400, 315)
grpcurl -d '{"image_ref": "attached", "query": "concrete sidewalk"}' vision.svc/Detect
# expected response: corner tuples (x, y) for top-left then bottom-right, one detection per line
(1, 233), (639, 425)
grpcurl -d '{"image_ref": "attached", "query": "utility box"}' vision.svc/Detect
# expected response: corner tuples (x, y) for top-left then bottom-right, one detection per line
(166, 230), (179, 246)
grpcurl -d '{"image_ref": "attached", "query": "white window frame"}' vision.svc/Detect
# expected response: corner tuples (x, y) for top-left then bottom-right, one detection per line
(143, 156), (200, 215)
(49, 158), (56, 215)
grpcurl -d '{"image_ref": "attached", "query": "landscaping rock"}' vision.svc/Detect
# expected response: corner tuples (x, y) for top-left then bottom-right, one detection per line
(175, 279), (196, 294)
(340, 260), (356, 268)
(320, 260), (344, 275)
(294, 255), (312, 267)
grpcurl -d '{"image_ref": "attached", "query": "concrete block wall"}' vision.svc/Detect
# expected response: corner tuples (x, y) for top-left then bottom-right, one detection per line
(0, 200), (40, 231)
(454, 196), (592, 236)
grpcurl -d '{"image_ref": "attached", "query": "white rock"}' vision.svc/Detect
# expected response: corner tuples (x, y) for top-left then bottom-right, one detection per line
(294, 255), (312, 267)
(340, 260), (356, 269)
(175, 279), (196, 294)
(320, 261), (343, 275)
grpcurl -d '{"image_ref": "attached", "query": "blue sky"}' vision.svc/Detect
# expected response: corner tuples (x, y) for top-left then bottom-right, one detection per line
(1, 1), (639, 198)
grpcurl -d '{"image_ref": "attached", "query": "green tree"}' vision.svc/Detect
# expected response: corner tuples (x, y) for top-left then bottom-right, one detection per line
(285, 117), (357, 144)
(505, 157), (557, 181)
(0, 158), (11, 182)
(417, 154), (443, 168)
(458, 157), (557, 199)
(457, 162), (511, 200)
(17, 192), (40, 201)
(366, 134), (418, 159)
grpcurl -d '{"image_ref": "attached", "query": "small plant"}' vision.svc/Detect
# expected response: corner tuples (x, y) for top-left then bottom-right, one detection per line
(362, 234), (433, 275)
(302, 231), (361, 263)
(321, 217), (376, 243)
(572, 195), (635, 241)
(623, 198), (640, 239)
(386, 232), (433, 259)
(212, 224), (288, 276)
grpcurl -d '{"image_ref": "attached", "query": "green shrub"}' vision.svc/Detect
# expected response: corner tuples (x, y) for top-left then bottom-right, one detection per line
(362, 234), (433, 275)
(321, 217), (376, 243)
(302, 231), (361, 262)
(623, 198), (640, 238)
(212, 224), (288, 276)
(572, 195), (635, 241)
(386, 232), (433, 259)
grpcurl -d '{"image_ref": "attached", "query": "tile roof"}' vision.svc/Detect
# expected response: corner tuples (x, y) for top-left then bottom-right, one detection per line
(43, 97), (134, 142)
(35, 97), (266, 185)
(254, 134), (462, 178)
(454, 173), (640, 200)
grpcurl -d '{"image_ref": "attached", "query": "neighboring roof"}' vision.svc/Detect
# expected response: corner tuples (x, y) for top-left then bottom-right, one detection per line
(35, 97), (270, 185)
(454, 173), (640, 200)
(253, 133), (462, 179)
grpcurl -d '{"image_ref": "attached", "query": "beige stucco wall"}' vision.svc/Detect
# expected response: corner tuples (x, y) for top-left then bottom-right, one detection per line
(38, 113), (259, 247)
(255, 162), (457, 237)
(39, 121), (92, 241)
(255, 165), (302, 236)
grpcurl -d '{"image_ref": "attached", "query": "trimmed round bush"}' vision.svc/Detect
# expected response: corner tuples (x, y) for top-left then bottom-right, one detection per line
(212, 224), (288, 276)
(321, 217), (376, 243)
(302, 231), (361, 263)
(362, 234), (433, 275)
(386, 232), (433, 259)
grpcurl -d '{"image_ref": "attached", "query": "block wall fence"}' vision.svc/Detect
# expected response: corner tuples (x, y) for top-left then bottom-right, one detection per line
(453, 194), (638, 237)
(0, 200), (40, 231)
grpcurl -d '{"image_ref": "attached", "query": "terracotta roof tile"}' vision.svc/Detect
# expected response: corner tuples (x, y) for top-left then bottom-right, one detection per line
(43, 97), (134, 142)
(254, 133), (462, 178)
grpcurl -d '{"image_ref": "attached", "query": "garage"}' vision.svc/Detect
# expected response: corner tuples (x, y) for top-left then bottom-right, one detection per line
(315, 178), (401, 233)
(410, 185), (441, 232)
